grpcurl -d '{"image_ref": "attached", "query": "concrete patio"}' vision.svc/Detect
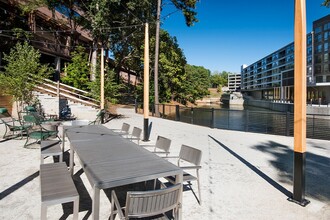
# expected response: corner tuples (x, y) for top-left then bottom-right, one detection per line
(0, 106), (330, 219)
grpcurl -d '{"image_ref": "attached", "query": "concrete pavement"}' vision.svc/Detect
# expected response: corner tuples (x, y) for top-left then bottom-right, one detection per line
(0, 106), (329, 219)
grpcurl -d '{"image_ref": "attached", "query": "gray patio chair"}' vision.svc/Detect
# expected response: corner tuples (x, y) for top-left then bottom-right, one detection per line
(143, 135), (171, 157)
(110, 183), (181, 220)
(113, 122), (130, 137)
(165, 144), (202, 204)
(129, 127), (142, 145)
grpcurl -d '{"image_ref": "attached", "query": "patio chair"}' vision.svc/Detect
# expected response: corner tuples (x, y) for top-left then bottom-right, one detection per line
(114, 122), (130, 137)
(143, 136), (171, 157)
(129, 127), (142, 145)
(0, 107), (31, 139)
(110, 183), (181, 220)
(165, 144), (202, 204)
(89, 109), (105, 125)
(23, 114), (60, 148)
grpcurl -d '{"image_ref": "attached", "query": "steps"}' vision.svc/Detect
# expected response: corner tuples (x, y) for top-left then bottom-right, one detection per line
(34, 91), (99, 121)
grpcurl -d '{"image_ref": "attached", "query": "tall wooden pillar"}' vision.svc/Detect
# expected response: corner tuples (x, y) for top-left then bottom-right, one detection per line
(143, 23), (150, 141)
(290, 0), (310, 206)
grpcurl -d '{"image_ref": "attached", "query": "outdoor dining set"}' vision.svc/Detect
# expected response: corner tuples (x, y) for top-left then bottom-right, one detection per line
(0, 107), (202, 220)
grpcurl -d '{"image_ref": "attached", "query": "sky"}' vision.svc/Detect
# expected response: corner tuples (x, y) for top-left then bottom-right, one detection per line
(161, 0), (330, 74)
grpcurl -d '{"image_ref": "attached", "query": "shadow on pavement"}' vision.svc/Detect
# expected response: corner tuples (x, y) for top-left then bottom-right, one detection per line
(208, 135), (292, 198)
(252, 140), (330, 203)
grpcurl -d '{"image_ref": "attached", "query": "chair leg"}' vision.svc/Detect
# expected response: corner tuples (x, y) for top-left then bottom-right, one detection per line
(41, 204), (47, 220)
(197, 170), (201, 205)
(73, 197), (79, 220)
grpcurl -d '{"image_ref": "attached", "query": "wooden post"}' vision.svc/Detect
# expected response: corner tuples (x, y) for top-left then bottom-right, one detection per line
(100, 47), (105, 110)
(289, 0), (310, 206)
(143, 23), (150, 141)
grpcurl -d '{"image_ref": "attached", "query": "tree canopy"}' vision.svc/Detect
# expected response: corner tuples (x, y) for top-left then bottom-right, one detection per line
(0, 41), (51, 109)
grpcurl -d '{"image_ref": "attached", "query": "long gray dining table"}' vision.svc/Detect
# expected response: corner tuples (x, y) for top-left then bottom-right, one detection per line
(64, 124), (183, 220)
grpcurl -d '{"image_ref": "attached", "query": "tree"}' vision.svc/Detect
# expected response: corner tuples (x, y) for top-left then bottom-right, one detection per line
(181, 65), (210, 103)
(62, 46), (91, 90)
(210, 71), (229, 88)
(0, 41), (51, 111)
(322, 0), (330, 7)
(155, 30), (187, 102)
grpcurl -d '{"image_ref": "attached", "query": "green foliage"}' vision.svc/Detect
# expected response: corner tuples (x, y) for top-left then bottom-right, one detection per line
(88, 65), (123, 104)
(181, 64), (210, 103)
(210, 71), (229, 88)
(322, 0), (330, 7)
(0, 41), (51, 106)
(62, 46), (91, 90)
(152, 30), (187, 103)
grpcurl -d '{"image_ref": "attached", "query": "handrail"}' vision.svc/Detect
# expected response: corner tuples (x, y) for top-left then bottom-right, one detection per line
(36, 79), (100, 108)
(44, 79), (90, 95)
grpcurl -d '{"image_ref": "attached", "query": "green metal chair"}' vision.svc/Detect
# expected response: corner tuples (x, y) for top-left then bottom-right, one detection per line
(23, 114), (60, 147)
(0, 107), (32, 139)
(89, 109), (106, 125)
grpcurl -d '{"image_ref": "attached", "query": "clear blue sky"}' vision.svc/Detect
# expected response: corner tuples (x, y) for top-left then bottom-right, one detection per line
(161, 0), (329, 74)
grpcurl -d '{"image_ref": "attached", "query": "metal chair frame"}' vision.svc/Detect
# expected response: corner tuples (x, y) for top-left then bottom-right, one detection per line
(110, 183), (181, 220)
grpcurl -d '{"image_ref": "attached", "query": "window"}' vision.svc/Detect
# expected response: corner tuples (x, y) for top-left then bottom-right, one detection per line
(316, 76), (323, 82)
(316, 44), (323, 53)
(315, 26), (322, 34)
(324, 22), (330, 30)
(325, 32), (329, 41)
(324, 64), (329, 73)
(315, 55), (322, 64)
(327, 75), (330, 82)
(325, 53), (329, 63)
(307, 47), (312, 55)
(307, 35), (312, 45)
(316, 34), (322, 43)
(325, 43), (329, 52)
(315, 65), (322, 74)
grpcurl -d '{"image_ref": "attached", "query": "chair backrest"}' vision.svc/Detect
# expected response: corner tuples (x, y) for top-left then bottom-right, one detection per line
(125, 183), (181, 219)
(179, 144), (202, 166)
(155, 136), (171, 153)
(131, 127), (142, 140)
(121, 123), (130, 134)
(23, 114), (40, 125)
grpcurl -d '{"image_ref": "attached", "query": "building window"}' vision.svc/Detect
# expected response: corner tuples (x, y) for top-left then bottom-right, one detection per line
(325, 43), (329, 52)
(315, 54), (322, 63)
(325, 32), (329, 41)
(315, 34), (322, 43)
(307, 35), (312, 45)
(324, 64), (329, 73)
(327, 75), (330, 82)
(315, 26), (322, 34)
(316, 44), (323, 53)
(308, 56), (312, 65)
(315, 65), (322, 74)
(324, 22), (330, 30)
(325, 53), (329, 63)
(316, 75), (323, 83)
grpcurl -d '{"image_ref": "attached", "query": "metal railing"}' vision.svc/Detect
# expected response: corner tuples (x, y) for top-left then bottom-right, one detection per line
(138, 103), (330, 141)
(36, 79), (100, 108)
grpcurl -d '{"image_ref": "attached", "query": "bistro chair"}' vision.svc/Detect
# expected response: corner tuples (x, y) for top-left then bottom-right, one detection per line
(110, 183), (181, 220)
(112, 122), (130, 137)
(129, 127), (142, 145)
(143, 135), (171, 157)
(0, 107), (31, 139)
(165, 144), (202, 205)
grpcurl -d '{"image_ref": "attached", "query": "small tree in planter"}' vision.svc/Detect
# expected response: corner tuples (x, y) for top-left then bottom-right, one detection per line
(0, 41), (51, 114)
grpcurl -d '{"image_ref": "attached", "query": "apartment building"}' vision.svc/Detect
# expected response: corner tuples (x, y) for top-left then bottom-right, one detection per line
(241, 14), (330, 104)
(228, 73), (241, 92)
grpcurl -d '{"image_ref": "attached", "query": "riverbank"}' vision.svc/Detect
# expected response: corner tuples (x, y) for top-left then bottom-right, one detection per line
(1, 106), (330, 219)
